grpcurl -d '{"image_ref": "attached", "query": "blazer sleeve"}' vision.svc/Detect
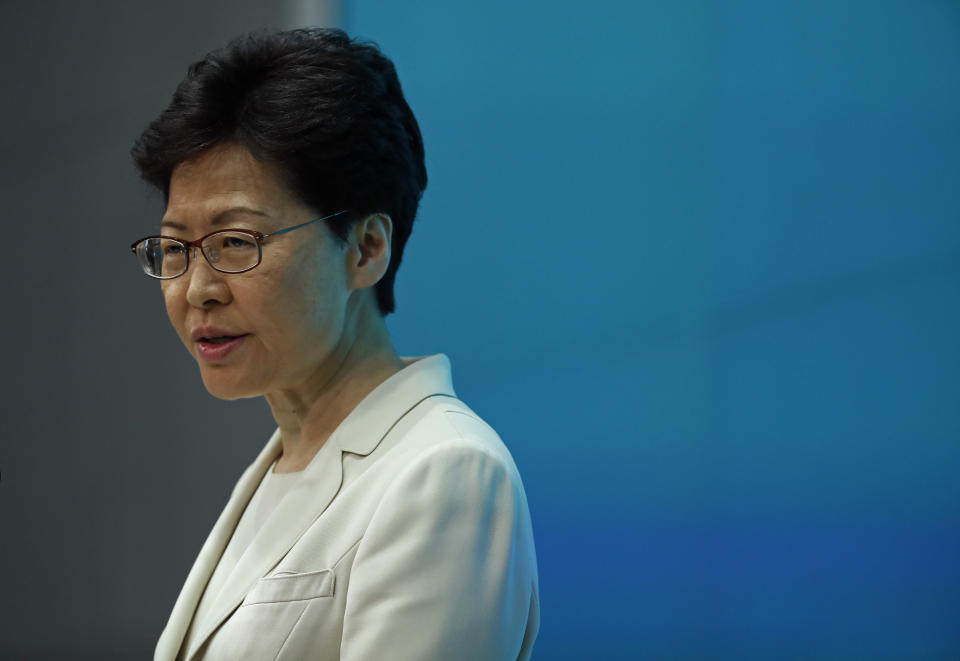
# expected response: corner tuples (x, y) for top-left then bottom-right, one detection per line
(339, 439), (539, 660)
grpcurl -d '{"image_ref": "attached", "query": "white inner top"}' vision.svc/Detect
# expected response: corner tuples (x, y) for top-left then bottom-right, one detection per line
(178, 459), (301, 661)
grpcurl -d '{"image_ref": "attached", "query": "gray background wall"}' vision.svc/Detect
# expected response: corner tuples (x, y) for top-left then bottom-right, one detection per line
(0, 2), (319, 658)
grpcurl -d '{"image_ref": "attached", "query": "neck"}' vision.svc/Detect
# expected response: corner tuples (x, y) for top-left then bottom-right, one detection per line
(265, 294), (404, 473)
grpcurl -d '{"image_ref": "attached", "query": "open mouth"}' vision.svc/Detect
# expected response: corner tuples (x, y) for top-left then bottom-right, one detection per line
(194, 333), (249, 361)
(200, 336), (241, 344)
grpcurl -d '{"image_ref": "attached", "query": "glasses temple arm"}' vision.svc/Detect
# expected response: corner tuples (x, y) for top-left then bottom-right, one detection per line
(261, 209), (351, 239)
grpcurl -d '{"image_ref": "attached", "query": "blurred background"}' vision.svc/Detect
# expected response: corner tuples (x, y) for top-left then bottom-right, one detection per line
(1, 0), (958, 658)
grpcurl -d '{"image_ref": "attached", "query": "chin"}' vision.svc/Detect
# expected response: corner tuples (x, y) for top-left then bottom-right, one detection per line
(199, 369), (265, 401)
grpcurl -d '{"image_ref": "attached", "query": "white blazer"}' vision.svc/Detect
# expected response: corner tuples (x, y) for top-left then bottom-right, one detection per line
(154, 354), (540, 661)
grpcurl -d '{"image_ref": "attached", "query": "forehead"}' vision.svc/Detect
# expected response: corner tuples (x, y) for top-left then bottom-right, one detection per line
(163, 142), (294, 224)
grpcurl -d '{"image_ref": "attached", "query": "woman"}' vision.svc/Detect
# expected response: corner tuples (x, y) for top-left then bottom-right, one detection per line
(129, 28), (539, 661)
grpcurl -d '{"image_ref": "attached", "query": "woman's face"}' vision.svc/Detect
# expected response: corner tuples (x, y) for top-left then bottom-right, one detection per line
(159, 141), (351, 400)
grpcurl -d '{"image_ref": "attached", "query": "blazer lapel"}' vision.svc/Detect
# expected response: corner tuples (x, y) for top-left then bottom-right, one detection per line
(154, 429), (282, 661)
(168, 354), (457, 661)
(182, 436), (346, 661)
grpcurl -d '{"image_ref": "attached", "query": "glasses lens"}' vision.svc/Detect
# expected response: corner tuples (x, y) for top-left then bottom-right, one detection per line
(136, 237), (188, 278)
(202, 231), (261, 273)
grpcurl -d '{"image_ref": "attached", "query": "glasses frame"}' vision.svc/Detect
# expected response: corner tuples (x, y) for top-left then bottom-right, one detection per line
(130, 209), (351, 280)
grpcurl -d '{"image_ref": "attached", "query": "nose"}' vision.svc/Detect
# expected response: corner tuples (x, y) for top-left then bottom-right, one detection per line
(184, 246), (232, 309)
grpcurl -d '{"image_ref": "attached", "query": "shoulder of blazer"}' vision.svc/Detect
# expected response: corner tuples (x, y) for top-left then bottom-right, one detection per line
(403, 394), (521, 477)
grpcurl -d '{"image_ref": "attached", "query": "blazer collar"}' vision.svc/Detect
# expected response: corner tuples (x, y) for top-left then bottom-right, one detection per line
(158, 354), (456, 661)
(326, 352), (456, 457)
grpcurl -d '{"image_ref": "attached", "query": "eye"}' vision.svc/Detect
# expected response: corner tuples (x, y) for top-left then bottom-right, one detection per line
(163, 243), (186, 256)
(222, 234), (256, 249)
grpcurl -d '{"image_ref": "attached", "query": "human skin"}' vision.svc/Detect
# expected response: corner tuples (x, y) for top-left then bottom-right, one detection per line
(159, 141), (405, 473)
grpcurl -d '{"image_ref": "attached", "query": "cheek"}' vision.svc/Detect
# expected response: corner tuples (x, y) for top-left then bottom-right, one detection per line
(257, 263), (343, 342)
(160, 284), (187, 336)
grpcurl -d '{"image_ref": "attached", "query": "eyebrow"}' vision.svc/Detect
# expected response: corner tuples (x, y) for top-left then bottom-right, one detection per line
(160, 206), (270, 231)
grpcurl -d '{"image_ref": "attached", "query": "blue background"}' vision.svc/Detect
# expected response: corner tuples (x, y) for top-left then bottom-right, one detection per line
(350, 2), (960, 658)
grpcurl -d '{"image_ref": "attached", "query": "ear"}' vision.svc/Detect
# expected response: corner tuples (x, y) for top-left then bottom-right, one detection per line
(347, 212), (393, 291)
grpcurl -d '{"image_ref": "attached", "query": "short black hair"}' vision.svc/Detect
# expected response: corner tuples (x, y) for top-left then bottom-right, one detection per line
(131, 27), (427, 316)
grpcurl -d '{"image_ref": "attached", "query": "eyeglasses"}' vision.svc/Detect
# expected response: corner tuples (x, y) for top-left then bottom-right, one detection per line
(130, 209), (350, 279)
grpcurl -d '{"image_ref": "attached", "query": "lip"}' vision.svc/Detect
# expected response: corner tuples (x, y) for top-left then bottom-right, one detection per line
(191, 326), (247, 342)
(190, 326), (250, 362)
(196, 334), (249, 362)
